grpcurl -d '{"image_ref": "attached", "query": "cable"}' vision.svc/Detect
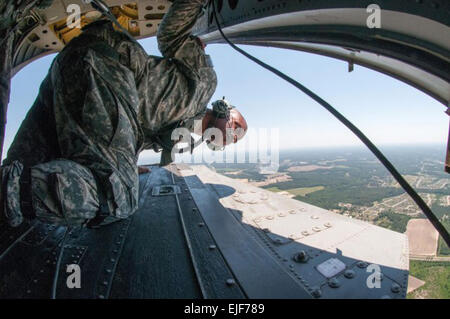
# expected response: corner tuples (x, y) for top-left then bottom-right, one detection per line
(210, 0), (450, 247)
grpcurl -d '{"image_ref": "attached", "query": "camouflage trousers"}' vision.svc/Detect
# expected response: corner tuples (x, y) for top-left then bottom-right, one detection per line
(1, 160), (100, 226)
(1, 44), (142, 227)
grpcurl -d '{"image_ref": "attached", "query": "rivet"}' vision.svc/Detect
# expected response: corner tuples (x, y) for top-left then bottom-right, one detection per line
(33, 279), (38, 283)
(102, 281), (108, 286)
(192, 208), (197, 212)
(293, 251), (309, 263)
(209, 245), (216, 250)
(357, 261), (368, 268)
(226, 279), (235, 286)
(110, 258), (115, 262)
(311, 287), (322, 298)
(105, 269), (111, 273)
(344, 269), (355, 279)
(391, 283), (401, 293)
(98, 295), (105, 299)
(328, 278), (340, 288)
(27, 290), (31, 294)
(198, 222), (205, 227)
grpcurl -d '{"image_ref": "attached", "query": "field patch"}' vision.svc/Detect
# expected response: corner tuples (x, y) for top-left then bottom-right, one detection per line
(406, 219), (439, 256)
(407, 261), (450, 299)
(287, 165), (333, 172)
(267, 186), (325, 197)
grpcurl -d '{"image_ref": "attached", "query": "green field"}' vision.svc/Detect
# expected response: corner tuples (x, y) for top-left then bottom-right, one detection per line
(407, 261), (450, 299)
(266, 186), (325, 197)
(437, 220), (450, 256)
(373, 210), (412, 233)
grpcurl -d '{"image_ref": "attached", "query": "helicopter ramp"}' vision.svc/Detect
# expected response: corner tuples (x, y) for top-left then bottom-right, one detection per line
(0, 164), (409, 298)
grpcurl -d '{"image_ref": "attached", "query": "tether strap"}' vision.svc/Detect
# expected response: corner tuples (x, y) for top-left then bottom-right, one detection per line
(19, 167), (35, 219)
(86, 175), (110, 229)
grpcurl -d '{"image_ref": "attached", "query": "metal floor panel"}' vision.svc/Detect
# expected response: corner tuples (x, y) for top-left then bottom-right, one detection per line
(109, 167), (202, 298)
(179, 167), (312, 299)
(179, 165), (410, 299)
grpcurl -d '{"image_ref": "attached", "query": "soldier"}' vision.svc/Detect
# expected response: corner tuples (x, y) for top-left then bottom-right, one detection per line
(0, 0), (247, 228)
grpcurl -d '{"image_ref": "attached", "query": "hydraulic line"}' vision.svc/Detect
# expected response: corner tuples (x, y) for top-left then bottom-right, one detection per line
(210, 0), (450, 247)
(51, 227), (71, 299)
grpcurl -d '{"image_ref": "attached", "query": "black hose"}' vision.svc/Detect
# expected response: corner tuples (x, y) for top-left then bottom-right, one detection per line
(210, 0), (450, 247)
(51, 227), (71, 299)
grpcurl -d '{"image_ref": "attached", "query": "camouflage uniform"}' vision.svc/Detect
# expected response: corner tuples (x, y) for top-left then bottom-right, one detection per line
(1, 0), (217, 227)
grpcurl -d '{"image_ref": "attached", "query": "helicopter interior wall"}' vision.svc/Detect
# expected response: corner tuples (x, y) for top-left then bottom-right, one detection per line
(230, 40), (450, 106)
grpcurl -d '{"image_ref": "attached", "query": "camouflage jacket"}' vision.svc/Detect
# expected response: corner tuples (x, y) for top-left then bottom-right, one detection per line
(80, 0), (217, 150)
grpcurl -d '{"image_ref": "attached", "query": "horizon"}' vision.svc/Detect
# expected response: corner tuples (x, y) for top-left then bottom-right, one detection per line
(137, 142), (448, 167)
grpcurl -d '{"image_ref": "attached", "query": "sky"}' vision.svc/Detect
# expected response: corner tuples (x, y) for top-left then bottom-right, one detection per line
(3, 37), (449, 164)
